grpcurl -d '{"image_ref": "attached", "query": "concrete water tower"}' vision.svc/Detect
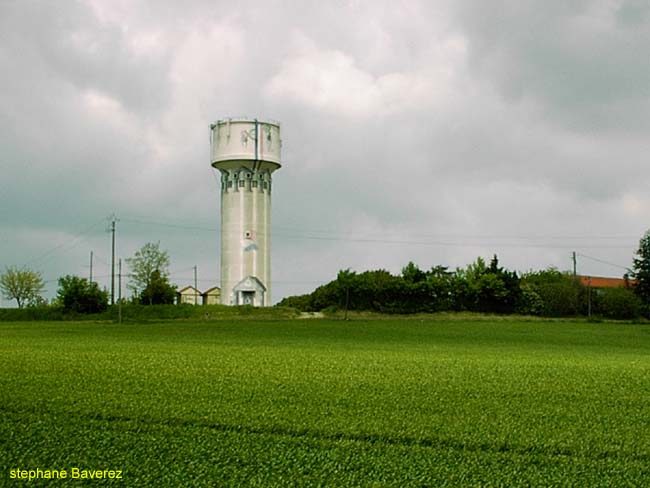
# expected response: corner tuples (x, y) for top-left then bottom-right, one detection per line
(210, 118), (281, 306)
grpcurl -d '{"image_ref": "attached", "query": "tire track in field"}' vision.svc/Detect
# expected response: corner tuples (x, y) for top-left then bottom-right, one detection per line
(2, 404), (649, 463)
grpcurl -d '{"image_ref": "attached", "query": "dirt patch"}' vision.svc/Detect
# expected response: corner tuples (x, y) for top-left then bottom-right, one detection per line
(298, 312), (325, 319)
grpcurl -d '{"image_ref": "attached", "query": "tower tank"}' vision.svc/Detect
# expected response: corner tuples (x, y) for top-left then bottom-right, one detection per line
(210, 118), (281, 306)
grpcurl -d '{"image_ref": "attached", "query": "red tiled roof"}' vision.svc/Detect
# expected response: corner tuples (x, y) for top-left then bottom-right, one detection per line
(578, 276), (636, 288)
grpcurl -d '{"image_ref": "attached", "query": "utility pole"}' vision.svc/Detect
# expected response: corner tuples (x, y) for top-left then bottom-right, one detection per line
(118, 259), (122, 324)
(587, 276), (591, 318)
(572, 252), (577, 277)
(89, 251), (94, 283)
(194, 265), (198, 306)
(110, 216), (116, 305)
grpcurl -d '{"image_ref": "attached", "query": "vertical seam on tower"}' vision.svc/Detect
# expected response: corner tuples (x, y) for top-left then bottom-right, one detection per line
(239, 176), (244, 291)
(263, 176), (268, 305)
(253, 173), (258, 283)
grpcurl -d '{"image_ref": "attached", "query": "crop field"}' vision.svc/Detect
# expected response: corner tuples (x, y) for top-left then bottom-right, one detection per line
(1, 317), (650, 486)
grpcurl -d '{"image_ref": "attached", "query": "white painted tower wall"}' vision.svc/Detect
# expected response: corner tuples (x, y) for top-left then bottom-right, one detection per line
(210, 118), (281, 306)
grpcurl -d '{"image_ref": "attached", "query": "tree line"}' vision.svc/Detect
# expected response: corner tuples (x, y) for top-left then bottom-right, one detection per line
(5, 230), (650, 319)
(278, 258), (639, 318)
(0, 242), (176, 313)
(279, 230), (650, 320)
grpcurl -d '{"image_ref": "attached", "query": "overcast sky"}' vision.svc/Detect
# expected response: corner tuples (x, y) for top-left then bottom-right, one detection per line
(2, 0), (650, 305)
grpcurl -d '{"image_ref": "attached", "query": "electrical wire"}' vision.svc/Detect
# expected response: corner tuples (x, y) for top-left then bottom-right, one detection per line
(119, 215), (638, 250)
(577, 253), (632, 272)
(121, 217), (218, 233)
(23, 218), (107, 267)
(13, 214), (640, 300)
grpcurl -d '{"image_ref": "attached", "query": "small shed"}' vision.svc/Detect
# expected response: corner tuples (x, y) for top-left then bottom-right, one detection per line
(176, 286), (202, 305)
(202, 286), (221, 305)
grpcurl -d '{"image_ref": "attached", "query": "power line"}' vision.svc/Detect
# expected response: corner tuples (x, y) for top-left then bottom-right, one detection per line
(121, 215), (637, 241)
(273, 226), (641, 241)
(92, 253), (111, 266)
(576, 253), (632, 272)
(121, 217), (218, 233)
(14, 214), (640, 296)
(169, 265), (198, 275)
(119, 215), (638, 250)
(277, 234), (634, 250)
(23, 218), (106, 267)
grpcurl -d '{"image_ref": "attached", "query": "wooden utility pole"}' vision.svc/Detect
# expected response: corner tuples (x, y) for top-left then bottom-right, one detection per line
(572, 251), (577, 277)
(587, 276), (591, 318)
(110, 217), (116, 305)
(118, 259), (122, 324)
(89, 250), (94, 283)
(194, 265), (198, 305)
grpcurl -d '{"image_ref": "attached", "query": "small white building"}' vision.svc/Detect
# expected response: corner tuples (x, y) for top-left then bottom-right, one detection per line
(176, 286), (201, 305)
(202, 287), (221, 305)
(233, 277), (266, 306)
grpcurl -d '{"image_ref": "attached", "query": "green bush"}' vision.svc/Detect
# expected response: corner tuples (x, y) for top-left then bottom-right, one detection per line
(516, 283), (544, 315)
(277, 293), (313, 311)
(521, 269), (585, 317)
(596, 287), (642, 320)
(57, 275), (109, 314)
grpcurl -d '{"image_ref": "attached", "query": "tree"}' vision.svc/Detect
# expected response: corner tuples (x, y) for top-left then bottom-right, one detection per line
(454, 256), (521, 314)
(597, 287), (641, 320)
(0, 266), (45, 308)
(424, 266), (455, 312)
(520, 268), (585, 317)
(632, 230), (650, 306)
(57, 275), (109, 313)
(126, 242), (171, 299)
(139, 269), (176, 305)
(402, 262), (426, 284)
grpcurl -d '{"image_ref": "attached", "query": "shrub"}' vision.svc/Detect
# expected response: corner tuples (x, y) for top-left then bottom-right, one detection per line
(597, 287), (642, 320)
(57, 275), (109, 314)
(139, 270), (176, 305)
(521, 269), (585, 317)
(517, 283), (544, 315)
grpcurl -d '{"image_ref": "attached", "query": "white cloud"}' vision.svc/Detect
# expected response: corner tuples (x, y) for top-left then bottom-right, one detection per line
(264, 33), (461, 118)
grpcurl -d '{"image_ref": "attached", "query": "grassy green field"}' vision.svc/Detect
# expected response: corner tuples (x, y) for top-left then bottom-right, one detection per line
(1, 317), (650, 486)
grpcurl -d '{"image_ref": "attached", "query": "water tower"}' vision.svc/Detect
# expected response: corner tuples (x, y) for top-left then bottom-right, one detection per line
(210, 118), (282, 306)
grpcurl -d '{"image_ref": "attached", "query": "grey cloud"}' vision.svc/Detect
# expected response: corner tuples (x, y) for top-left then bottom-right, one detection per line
(616, 0), (650, 27)
(0, 2), (172, 116)
(0, 0), (647, 304)
(453, 0), (650, 131)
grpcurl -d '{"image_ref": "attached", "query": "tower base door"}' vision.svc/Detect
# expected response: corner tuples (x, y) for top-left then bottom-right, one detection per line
(231, 276), (267, 307)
